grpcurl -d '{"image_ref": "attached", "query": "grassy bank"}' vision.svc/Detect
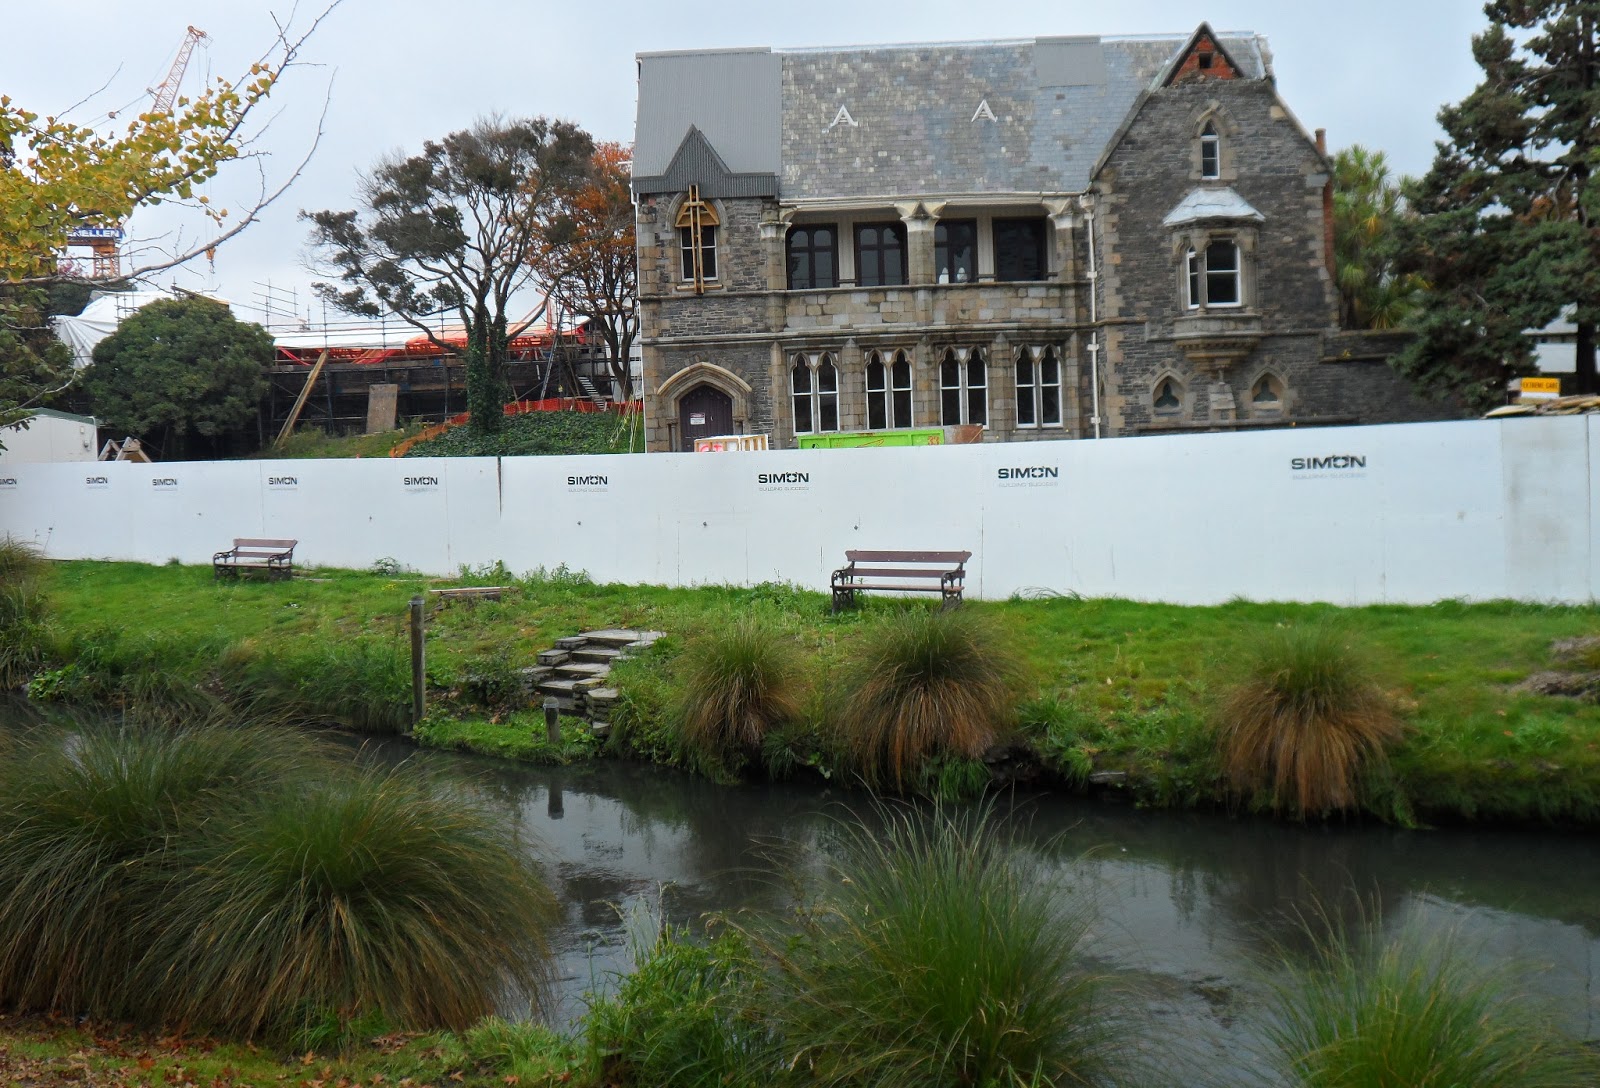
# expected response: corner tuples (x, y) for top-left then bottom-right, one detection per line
(12, 558), (1600, 825)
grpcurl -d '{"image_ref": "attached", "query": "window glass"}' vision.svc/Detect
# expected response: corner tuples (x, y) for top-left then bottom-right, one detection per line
(817, 358), (839, 432)
(994, 218), (1048, 282)
(855, 222), (907, 287)
(966, 352), (987, 426)
(890, 355), (913, 428)
(787, 225), (837, 290)
(1154, 378), (1181, 412)
(1016, 355), (1036, 427)
(1039, 351), (1061, 426)
(940, 358), (961, 425)
(866, 357), (888, 430)
(1200, 122), (1220, 179)
(679, 224), (717, 282)
(791, 358), (813, 434)
(935, 219), (977, 283)
(1205, 241), (1240, 306)
(1252, 375), (1282, 414)
(1186, 248), (1200, 309)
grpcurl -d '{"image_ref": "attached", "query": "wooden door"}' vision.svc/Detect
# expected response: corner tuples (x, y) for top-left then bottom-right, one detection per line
(678, 385), (733, 451)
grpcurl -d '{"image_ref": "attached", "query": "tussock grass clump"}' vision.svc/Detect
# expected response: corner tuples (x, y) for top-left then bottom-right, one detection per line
(0, 724), (556, 1040)
(0, 538), (50, 689)
(771, 807), (1126, 1087)
(838, 608), (1016, 790)
(1216, 624), (1402, 817)
(1266, 922), (1595, 1087)
(677, 616), (804, 777)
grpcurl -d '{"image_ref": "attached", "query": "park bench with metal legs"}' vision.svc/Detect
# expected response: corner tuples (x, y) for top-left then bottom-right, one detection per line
(830, 549), (971, 613)
(213, 537), (297, 581)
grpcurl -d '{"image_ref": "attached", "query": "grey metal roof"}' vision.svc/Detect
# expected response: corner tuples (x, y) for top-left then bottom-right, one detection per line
(632, 126), (778, 198)
(633, 31), (1269, 202)
(1162, 187), (1266, 226)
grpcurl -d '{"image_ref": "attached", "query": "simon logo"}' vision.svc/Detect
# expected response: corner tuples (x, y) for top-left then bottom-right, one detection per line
(998, 466), (1060, 480)
(152, 478), (178, 487)
(268, 476), (298, 486)
(758, 472), (809, 485)
(0, 478), (17, 487)
(568, 475), (609, 486)
(1291, 455), (1367, 471)
(86, 476), (109, 486)
(404, 476), (439, 487)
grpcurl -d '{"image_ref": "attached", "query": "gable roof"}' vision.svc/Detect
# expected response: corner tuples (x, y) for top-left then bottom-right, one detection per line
(634, 31), (1270, 201)
(633, 125), (779, 198)
(1162, 187), (1265, 227)
(1156, 22), (1248, 87)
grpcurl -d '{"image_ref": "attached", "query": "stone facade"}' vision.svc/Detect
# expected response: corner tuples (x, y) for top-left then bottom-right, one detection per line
(634, 26), (1452, 452)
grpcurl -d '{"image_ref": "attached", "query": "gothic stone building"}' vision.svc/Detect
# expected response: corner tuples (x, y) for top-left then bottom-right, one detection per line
(632, 25), (1442, 452)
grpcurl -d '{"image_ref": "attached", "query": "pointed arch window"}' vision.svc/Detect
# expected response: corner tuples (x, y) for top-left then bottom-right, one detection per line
(1153, 376), (1183, 415)
(939, 347), (987, 426)
(675, 185), (719, 290)
(1200, 122), (1220, 179)
(1016, 346), (1062, 428)
(866, 349), (914, 430)
(791, 353), (839, 435)
(1250, 373), (1284, 416)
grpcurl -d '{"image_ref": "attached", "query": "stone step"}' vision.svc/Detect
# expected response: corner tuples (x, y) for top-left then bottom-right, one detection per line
(554, 636), (589, 651)
(555, 661), (612, 681)
(572, 646), (625, 665)
(537, 677), (586, 697)
(580, 628), (666, 648)
(536, 649), (570, 667)
(584, 686), (620, 706)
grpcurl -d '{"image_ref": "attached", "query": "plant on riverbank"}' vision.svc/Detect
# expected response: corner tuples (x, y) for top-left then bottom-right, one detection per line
(230, 637), (412, 733)
(769, 806), (1128, 1087)
(0, 538), (50, 689)
(1265, 921), (1595, 1087)
(836, 607), (1017, 790)
(1215, 624), (1402, 818)
(0, 723), (557, 1041)
(584, 926), (774, 1088)
(676, 616), (804, 779)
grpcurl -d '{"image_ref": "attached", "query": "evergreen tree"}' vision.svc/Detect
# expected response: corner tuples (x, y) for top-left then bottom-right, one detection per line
(1398, 1), (1600, 408)
(1332, 147), (1427, 331)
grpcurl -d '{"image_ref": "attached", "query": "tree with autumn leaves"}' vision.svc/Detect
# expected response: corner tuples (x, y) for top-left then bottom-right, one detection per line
(529, 142), (639, 402)
(0, 7), (337, 441)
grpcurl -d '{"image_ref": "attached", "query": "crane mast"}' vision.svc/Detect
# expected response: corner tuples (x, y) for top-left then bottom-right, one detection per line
(150, 26), (209, 114)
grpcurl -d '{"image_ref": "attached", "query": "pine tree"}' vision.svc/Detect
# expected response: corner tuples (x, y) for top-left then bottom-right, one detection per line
(1398, 1), (1600, 408)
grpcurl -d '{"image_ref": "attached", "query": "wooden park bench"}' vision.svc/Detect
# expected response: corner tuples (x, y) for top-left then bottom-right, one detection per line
(830, 549), (972, 613)
(213, 538), (297, 581)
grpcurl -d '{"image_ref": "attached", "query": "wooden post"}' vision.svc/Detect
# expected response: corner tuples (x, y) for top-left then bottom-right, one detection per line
(543, 695), (561, 745)
(409, 596), (426, 725)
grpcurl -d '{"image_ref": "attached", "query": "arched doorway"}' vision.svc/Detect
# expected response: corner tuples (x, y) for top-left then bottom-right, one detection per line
(677, 384), (734, 451)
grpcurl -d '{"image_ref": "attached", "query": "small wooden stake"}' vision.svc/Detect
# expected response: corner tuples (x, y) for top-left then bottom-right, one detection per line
(409, 596), (426, 725)
(543, 696), (561, 745)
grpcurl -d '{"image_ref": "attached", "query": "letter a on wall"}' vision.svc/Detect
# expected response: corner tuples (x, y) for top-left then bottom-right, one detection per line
(829, 105), (858, 129)
(971, 99), (998, 123)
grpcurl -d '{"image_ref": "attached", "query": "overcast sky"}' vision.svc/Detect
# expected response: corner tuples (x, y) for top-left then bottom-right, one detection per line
(10, 0), (1489, 326)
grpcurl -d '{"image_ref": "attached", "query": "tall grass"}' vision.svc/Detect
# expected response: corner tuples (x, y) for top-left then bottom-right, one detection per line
(837, 608), (1016, 790)
(676, 616), (804, 778)
(1265, 921), (1595, 1087)
(229, 638), (412, 733)
(0, 538), (50, 689)
(0, 724), (556, 1039)
(1215, 625), (1402, 817)
(769, 807), (1127, 1087)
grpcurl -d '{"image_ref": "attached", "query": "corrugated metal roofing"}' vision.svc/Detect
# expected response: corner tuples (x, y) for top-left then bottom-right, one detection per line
(632, 49), (781, 179)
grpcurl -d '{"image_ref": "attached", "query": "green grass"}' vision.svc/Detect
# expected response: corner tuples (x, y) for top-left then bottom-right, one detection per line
(262, 422), (427, 459)
(767, 805), (1130, 1087)
(22, 561), (1600, 824)
(405, 410), (642, 457)
(1264, 919), (1597, 1087)
(0, 723), (558, 1040)
(0, 538), (50, 690)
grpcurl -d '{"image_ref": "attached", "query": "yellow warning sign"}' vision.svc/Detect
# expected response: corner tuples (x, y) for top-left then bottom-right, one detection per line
(1520, 376), (1561, 397)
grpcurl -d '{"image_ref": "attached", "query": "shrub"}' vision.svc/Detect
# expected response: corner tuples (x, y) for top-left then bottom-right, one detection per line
(837, 607), (1016, 791)
(1266, 921), (1595, 1087)
(0, 724), (556, 1040)
(676, 616), (804, 778)
(584, 926), (773, 1088)
(0, 538), (50, 689)
(1215, 624), (1401, 817)
(768, 806), (1127, 1088)
(230, 638), (412, 733)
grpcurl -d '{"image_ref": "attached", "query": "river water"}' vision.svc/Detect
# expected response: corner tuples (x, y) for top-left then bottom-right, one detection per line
(6, 706), (1596, 1082)
(364, 740), (1600, 1081)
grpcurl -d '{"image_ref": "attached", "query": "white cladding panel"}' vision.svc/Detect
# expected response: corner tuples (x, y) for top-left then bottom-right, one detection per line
(0, 419), (1594, 605)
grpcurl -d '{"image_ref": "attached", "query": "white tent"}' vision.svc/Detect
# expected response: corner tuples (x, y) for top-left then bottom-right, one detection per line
(53, 289), (236, 369)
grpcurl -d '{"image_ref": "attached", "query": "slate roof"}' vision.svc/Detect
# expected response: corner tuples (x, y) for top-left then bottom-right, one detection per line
(1162, 187), (1265, 227)
(634, 31), (1269, 200)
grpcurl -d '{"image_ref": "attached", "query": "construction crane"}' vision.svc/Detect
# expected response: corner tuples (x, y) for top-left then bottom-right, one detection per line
(65, 25), (209, 279)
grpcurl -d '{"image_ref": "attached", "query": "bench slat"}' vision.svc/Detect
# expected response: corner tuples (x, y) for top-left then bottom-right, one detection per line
(844, 582), (950, 592)
(840, 566), (964, 579)
(845, 549), (970, 564)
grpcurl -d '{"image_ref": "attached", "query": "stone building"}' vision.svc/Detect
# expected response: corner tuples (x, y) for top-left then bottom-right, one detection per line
(631, 25), (1444, 452)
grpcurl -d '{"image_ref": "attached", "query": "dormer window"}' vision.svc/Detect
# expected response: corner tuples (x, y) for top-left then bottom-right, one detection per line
(675, 185), (719, 290)
(1200, 122), (1220, 179)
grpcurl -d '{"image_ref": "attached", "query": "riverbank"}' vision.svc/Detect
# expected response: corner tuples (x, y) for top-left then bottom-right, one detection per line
(14, 559), (1600, 825)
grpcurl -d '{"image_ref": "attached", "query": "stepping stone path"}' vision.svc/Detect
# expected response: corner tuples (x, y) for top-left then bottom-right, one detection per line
(521, 629), (665, 734)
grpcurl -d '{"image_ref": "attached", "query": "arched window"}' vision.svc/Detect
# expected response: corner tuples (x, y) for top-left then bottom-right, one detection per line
(675, 185), (719, 289)
(1250, 373), (1284, 416)
(939, 347), (987, 426)
(866, 349), (913, 430)
(1016, 346), (1062, 428)
(1200, 121), (1220, 179)
(791, 353), (839, 435)
(1153, 376), (1183, 415)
